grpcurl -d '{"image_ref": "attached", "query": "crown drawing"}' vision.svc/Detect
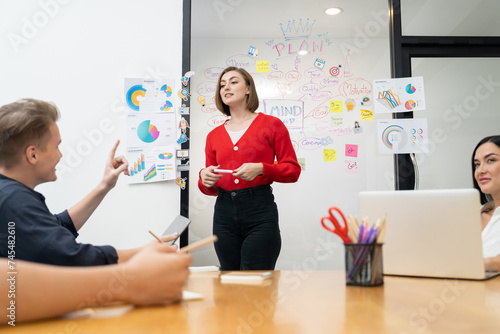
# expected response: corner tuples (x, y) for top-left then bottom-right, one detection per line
(280, 18), (316, 41)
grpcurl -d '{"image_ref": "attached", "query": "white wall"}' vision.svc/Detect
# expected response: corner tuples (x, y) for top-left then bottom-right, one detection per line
(0, 0), (183, 249)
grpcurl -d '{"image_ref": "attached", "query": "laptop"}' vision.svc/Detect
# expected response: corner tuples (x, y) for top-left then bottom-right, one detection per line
(359, 189), (500, 280)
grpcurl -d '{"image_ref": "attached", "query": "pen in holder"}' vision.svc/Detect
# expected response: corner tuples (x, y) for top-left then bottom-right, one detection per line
(320, 206), (386, 286)
(344, 243), (383, 286)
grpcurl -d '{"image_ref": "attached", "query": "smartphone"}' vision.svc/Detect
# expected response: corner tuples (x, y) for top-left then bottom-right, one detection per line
(162, 215), (191, 245)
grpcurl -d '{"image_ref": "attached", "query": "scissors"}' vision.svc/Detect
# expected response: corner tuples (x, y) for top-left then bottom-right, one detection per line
(321, 206), (352, 243)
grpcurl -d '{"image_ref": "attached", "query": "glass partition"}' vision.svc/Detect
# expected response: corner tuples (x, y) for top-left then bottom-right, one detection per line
(402, 0), (500, 36)
(411, 58), (500, 190)
(189, 0), (392, 269)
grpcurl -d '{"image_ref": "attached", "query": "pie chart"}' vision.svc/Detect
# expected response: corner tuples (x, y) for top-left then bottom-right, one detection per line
(405, 84), (416, 94)
(161, 84), (173, 97)
(405, 100), (417, 110)
(137, 120), (160, 143)
(158, 152), (173, 160)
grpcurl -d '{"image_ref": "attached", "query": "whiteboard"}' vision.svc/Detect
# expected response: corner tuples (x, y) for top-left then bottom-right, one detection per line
(0, 0), (183, 249)
(189, 34), (394, 269)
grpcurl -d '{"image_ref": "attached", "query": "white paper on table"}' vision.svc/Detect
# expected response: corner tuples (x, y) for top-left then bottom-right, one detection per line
(189, 266), (220, 273)
(182, 290), (204, 301)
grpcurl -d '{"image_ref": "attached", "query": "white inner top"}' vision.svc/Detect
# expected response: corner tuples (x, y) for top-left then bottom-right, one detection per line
(226, 126), (249, 145)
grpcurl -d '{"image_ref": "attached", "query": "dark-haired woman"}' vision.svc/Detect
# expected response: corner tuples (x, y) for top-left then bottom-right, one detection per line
(472, 135), (500, 271)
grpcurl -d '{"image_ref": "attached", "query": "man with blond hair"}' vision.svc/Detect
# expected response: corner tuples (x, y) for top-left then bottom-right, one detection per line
(0, 98), (172, 265)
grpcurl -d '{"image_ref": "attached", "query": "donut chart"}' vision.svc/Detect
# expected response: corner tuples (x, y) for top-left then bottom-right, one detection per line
(382, 125), (407, 150)
(161, 100), (173, 111)
(137, 120), (160, 143)
(126, 85), (147, 111)
(406, 84), (416, 94)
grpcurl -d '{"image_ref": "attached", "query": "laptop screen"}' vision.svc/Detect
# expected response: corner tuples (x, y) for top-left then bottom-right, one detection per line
(359, 189), (485, 279)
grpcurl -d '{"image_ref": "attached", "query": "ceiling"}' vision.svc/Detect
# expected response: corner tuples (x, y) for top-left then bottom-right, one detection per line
(192, 0), (500, 39)
(192, 0), (389, 39)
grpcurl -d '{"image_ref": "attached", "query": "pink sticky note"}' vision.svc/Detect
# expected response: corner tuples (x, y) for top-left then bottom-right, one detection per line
(345, 160), (358, 173)
(345, 144), (358, 157)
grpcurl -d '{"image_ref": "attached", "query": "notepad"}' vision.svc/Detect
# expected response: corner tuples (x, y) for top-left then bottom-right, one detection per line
(182, 290), (204, 301)
(63, 304), (134, 319)
(189, 266), (220, 273)
(220, 271), (272, 284)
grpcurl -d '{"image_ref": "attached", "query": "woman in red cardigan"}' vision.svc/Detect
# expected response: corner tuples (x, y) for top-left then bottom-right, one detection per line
(199, 66), (301, 270)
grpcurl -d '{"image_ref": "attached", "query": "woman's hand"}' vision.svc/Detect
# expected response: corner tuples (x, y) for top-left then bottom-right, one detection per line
(233, 163), (263, 181)
(201, 165), (223, 188)
(484, 255), (500, 272)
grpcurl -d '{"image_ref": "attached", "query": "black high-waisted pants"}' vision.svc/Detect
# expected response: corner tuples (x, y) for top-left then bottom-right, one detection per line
(213, 184), (281, 270)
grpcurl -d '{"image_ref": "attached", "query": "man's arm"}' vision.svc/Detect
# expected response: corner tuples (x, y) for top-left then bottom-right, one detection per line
(1, 243), (192, 324)
(68, 140), (129, 231)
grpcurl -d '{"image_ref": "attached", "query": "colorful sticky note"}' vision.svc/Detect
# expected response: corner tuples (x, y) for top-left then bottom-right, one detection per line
(345, 144), (358, 158)
(330, 113), (343, 128)
(256, 61), (269, 73)
(345, 160), (358, 173)
(324, 149), (337, 162)
(360, 109), (373, 121)
(298, 157), (306, 171)
(330, 100), (343, 113)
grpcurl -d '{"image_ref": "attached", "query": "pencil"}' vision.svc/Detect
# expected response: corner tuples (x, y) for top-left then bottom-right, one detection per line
(353, 215), (360, 231)
(149, 230), (164, 244)
(180, 235), (218, 253)
(376, 214), (387, 243)
(347, 215), (359, 243)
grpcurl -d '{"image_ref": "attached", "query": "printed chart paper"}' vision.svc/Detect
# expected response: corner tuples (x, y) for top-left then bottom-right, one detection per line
(127, 146), (176, 183)
(377, 118), (429, 154)
(126, 114), (176, 148)
(125, 78), (177, 184)
(125, 78), (176, 113)
(373, 76), (425, 113)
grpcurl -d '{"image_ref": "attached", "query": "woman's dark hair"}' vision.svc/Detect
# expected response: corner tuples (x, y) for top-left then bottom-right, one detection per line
(471, 135), (500, 204)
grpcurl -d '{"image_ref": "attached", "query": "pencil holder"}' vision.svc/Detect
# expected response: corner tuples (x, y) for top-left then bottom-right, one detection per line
(344, 243), (383, 287)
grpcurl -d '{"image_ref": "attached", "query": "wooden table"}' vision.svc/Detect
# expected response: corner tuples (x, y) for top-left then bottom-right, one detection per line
(5, 271), (500, 333)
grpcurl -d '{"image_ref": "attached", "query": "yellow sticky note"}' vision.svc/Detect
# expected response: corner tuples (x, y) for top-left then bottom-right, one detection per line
(324, 149), (337, 162)
(360, 109), (373, 121)
(256, 61), (269, 73)
(330, 100), (343, 113)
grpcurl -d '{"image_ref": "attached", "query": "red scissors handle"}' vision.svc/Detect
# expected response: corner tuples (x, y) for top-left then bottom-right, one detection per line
(320, 206), (351, 243)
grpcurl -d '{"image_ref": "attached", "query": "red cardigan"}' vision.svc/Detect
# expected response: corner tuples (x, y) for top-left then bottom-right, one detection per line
(198, 113), (301, 196)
